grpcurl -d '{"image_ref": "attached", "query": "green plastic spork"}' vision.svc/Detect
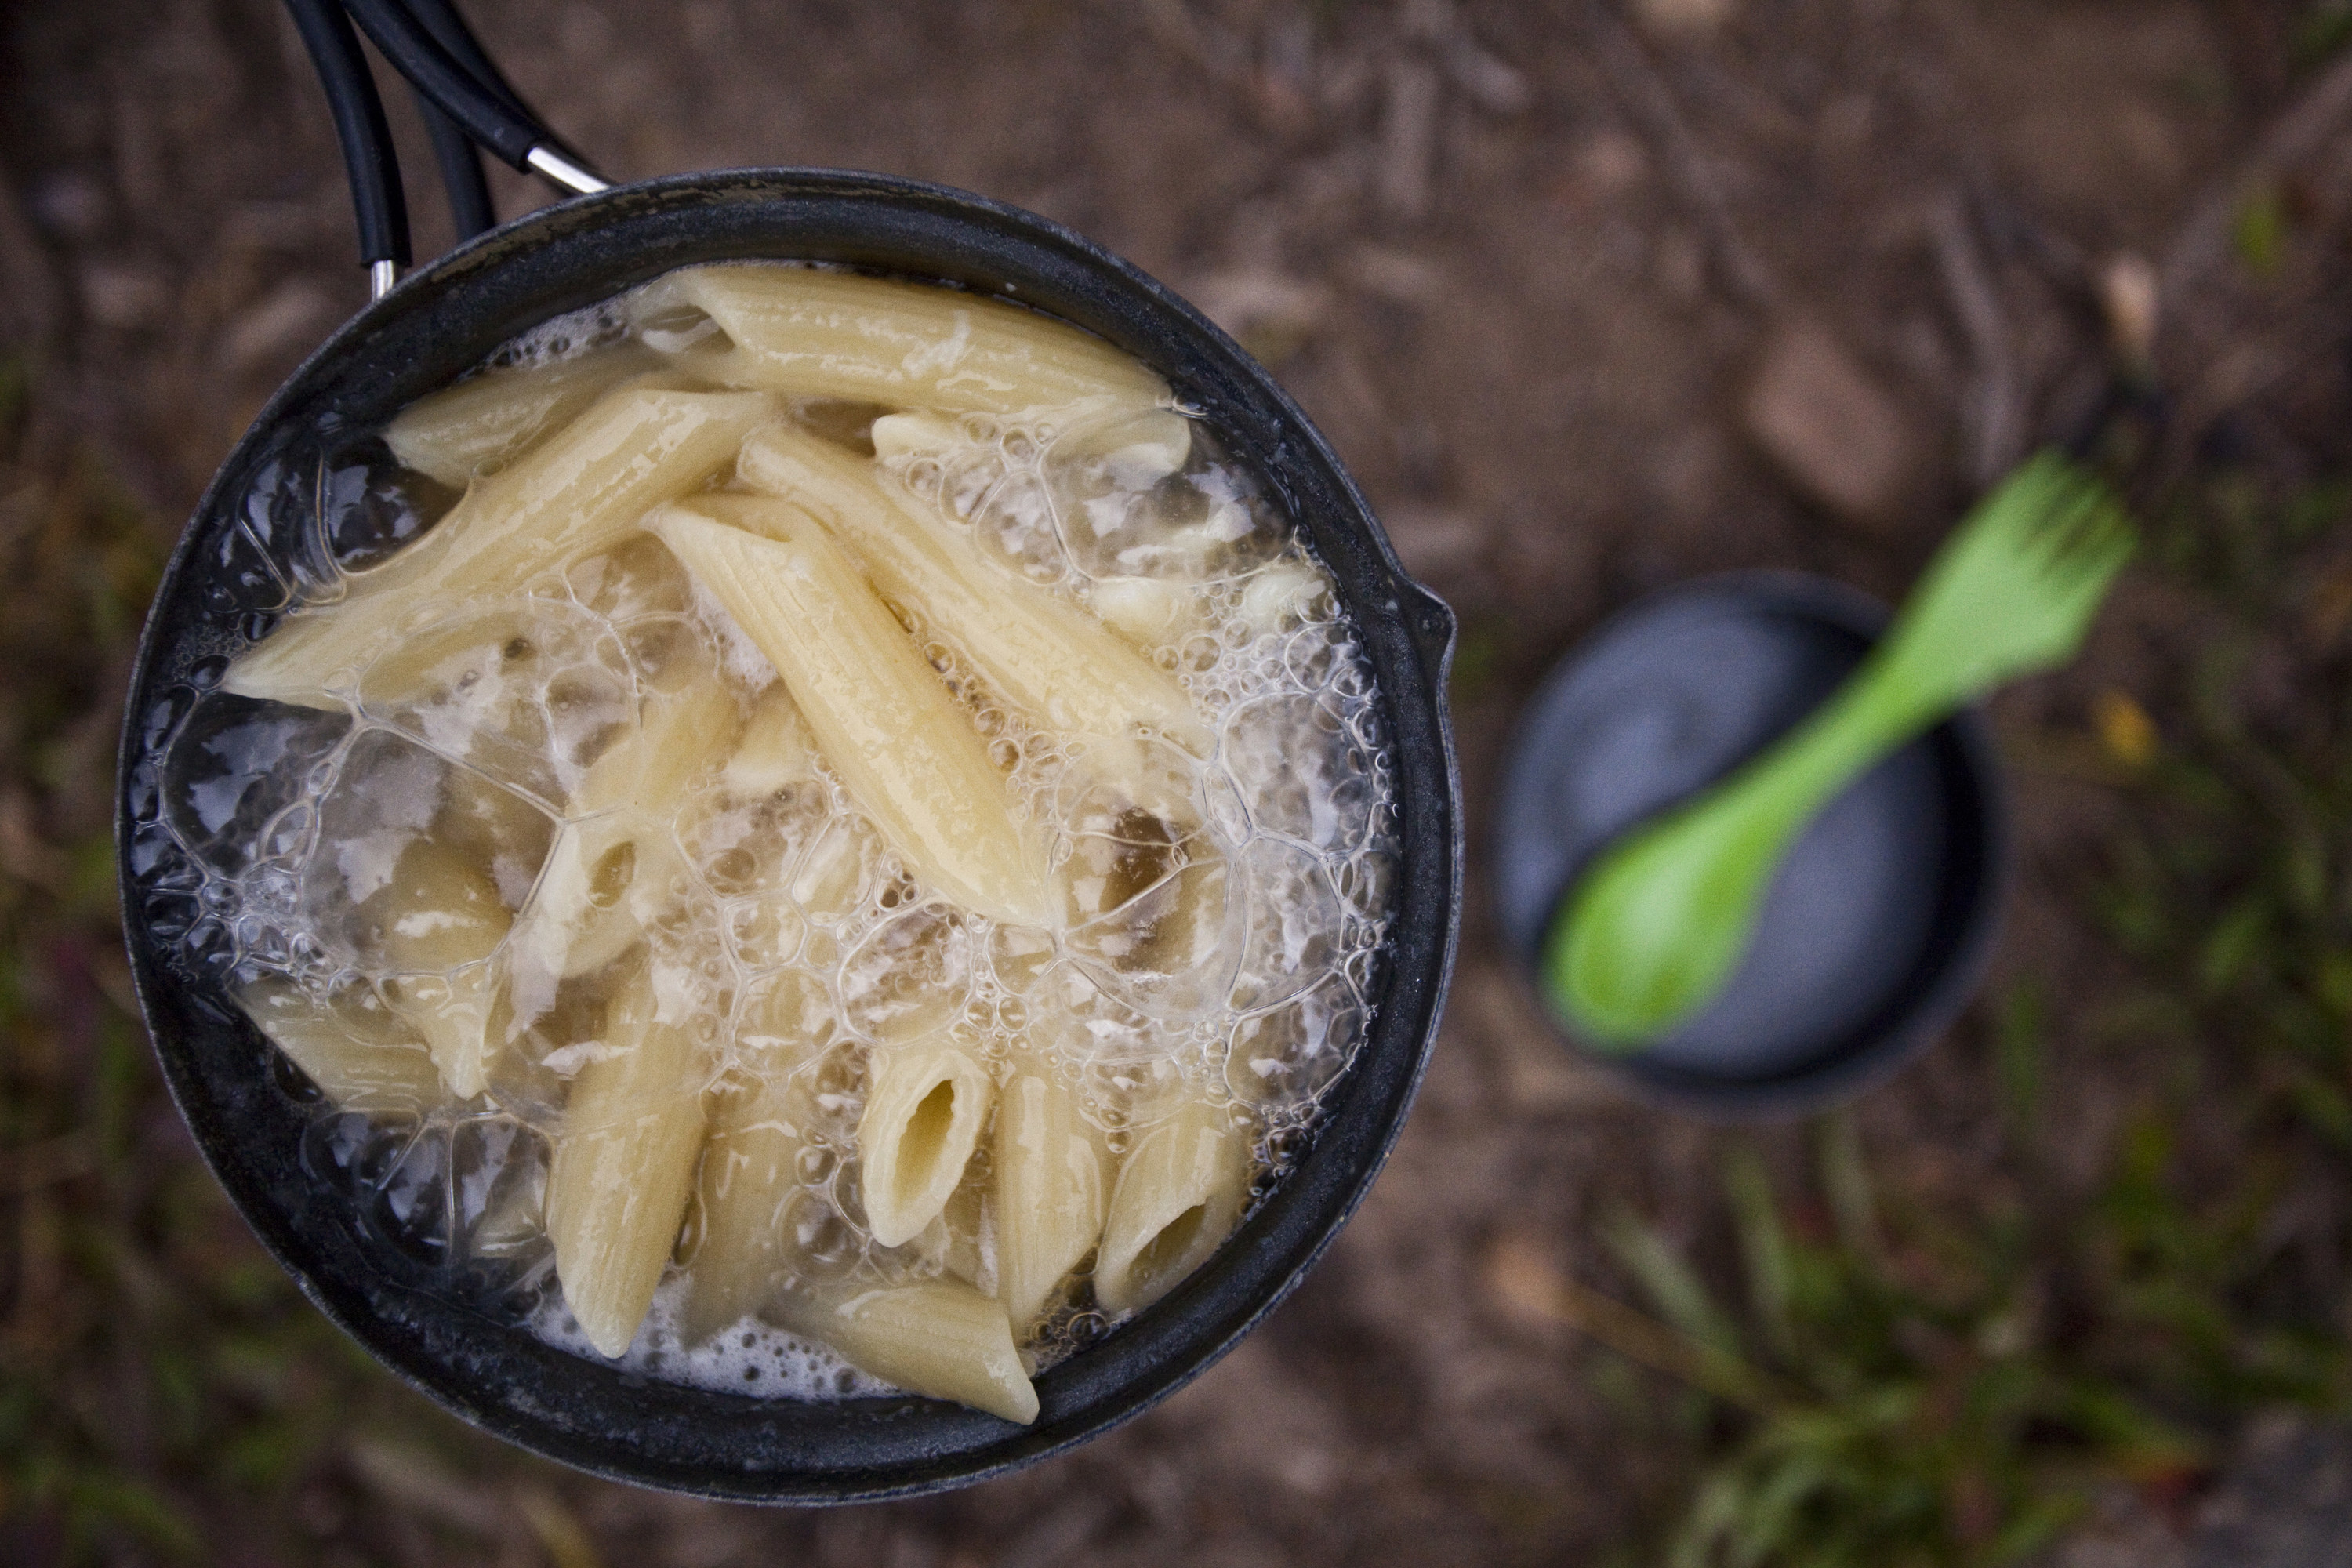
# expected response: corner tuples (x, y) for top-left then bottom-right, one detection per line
(1544, 451), (2134, 1050)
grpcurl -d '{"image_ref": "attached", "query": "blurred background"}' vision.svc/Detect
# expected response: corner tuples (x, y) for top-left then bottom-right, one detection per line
(8, 0), (2352, 1563)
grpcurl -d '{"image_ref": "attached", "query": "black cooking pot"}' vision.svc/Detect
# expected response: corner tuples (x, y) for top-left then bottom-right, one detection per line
(114, 169), (1461, 1501)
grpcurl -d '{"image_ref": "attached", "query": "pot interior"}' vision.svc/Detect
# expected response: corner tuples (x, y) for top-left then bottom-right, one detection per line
(116, 169), (1459, 1501)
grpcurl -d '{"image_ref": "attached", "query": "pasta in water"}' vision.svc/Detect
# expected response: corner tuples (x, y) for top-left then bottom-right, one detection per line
(144, 263), (1398, 1424)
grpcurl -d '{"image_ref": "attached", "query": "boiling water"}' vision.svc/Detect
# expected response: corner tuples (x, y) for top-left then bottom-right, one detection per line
(128, 273), (1399, 1391)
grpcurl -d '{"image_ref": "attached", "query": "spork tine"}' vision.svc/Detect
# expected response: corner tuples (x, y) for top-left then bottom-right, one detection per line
(1545, 451), (2133, 1049)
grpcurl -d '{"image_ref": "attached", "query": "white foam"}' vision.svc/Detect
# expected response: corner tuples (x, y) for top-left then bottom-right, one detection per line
(493, 299), (630, 372)
(158, 268), (1405, 1405)
(530, 1273), (895, 1402)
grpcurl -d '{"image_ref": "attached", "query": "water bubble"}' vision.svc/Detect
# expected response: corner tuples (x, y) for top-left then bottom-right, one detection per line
(969, 470), (1069, 585)
(1222, 974), (1362, 1110)
(1229, 838), (1342, 1011)
(163, 695), (350, 877)
(1221, 694), (1371, 849)
(322, 439), (455, 573)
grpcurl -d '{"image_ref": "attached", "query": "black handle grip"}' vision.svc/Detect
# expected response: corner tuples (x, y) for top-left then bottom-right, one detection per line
(283, 0), (411, 269)
(340, 0), (546, 169)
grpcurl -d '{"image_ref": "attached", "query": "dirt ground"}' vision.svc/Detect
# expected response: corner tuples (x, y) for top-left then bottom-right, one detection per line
(6, 0), (2352, 1563)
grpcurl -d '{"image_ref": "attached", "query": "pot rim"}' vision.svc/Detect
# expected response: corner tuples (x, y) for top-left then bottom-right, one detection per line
(115, 166), (1462, 1501)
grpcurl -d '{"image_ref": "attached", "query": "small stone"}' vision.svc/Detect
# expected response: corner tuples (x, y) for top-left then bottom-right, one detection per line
(30, 171), (110, 241)
(1344, 244), (1444, 305)
(1189, 270), (1330, 368)
(221, 278), (340, 373)
(1376, 57), (1442, 223)
(1635, 0), (1735, 34)
(1383, 506), (1486, 583)
(79, 260), (169, 330)
(1740, 319), (1922, 528)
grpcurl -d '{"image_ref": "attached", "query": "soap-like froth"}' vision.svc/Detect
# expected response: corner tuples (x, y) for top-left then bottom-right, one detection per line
(143, 270), (1400, 1393)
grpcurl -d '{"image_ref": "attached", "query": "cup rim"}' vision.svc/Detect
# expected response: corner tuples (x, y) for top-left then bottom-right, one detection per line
(1492, 568), (2009, 1120)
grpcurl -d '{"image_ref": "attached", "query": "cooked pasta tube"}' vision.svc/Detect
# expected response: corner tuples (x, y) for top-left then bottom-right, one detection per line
(941, 1178), (993, 1291)
(720, 684), (816, 799)
(679, 1067), (808, 1345)
(633, 263), (1165, 419)
(993, 1066), (1106, 1328)
(1094, 1098), (1249, 1314)
(238, 978), (442, 1113)
(384, 343), (663, 488)
(1237, 560), (1334, 637)
(1086, 576), (1203, 652)
(652, 503), (1050, 926)
(734, 426), (1210, 753)
(360, 837), (513, 1100)
(575, 677), (742, 818)
(858, 1038), (993, 1249)
(775, 1280), (1039, 1424)
(506, 679), (741, 1025)
(227, 387), (772, 708)
(545, 957), (709, 1357)
(505, 813), (681, 1024)
(869, 404), (1192, 481)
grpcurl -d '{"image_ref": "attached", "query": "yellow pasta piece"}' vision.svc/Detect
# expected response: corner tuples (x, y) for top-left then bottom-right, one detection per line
(1236, 561), (1334, 637)
(735, 425), (1210, 753)
(238, 978), (442, 1113)
(574, 677), (742, 818)
(869, 404), (1192, 481)
(939, 1177), (993, 1290)
(680, 1067), (808, 1345)
(720, 684), (816, 799)
(652, 503), (1050, 926)
(545, 957), (709, 1357)
(504, 814), (675, 1022)
(993, 1067), (1106, 1329)
(1086, 576), (1203, 652)
(227, 387), (773, 709)
(633, 263), (1166, 419)
(359, 836), (512, 1100)
(505, 679), (740, 1025)
(857, 1038), (993, 1250)
(776, 1280), (1040, 1424)
(384, 342), (663, 488)
(1094, 1098), (1249, 1314)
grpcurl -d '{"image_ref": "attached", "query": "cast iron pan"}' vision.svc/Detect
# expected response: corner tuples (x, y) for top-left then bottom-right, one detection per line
(1493, 572), (2005, 1117)
(116, 169), (1461, 1500)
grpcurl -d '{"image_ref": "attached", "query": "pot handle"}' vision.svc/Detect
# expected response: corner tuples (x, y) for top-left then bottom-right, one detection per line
(288, 0), (608, 300)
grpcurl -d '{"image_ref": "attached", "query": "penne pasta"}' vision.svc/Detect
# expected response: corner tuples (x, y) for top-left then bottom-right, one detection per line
(238, 977), (442, 1113)
(1094, 1097), (1249, 1314)
(1087, 575), (1203, 652)
(653, 502), (1050, 926)
(720, 684), (817, 800)
(544, 956), (710, 1357)
(384, 342), (664, 489)
(857, 1037), (993, 1250)
(993, 1066), (1107, 1329)
(1236, 561), (1334, 637)
(359, 836), (514, 1100)
(176, 256), (1402, 1424)
(227, 387), (772, 709)
(633, 263), (1166, 420)
(574, 676), (742, 818)
(679, 1066), (808, 1346)
(775, 1279), (1040, 1425)
(734, 424), (1210, 754)
(869, 403), (1192, 484)
(940, 1176), (994, 1292)
(506, 678), (741, 1027)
